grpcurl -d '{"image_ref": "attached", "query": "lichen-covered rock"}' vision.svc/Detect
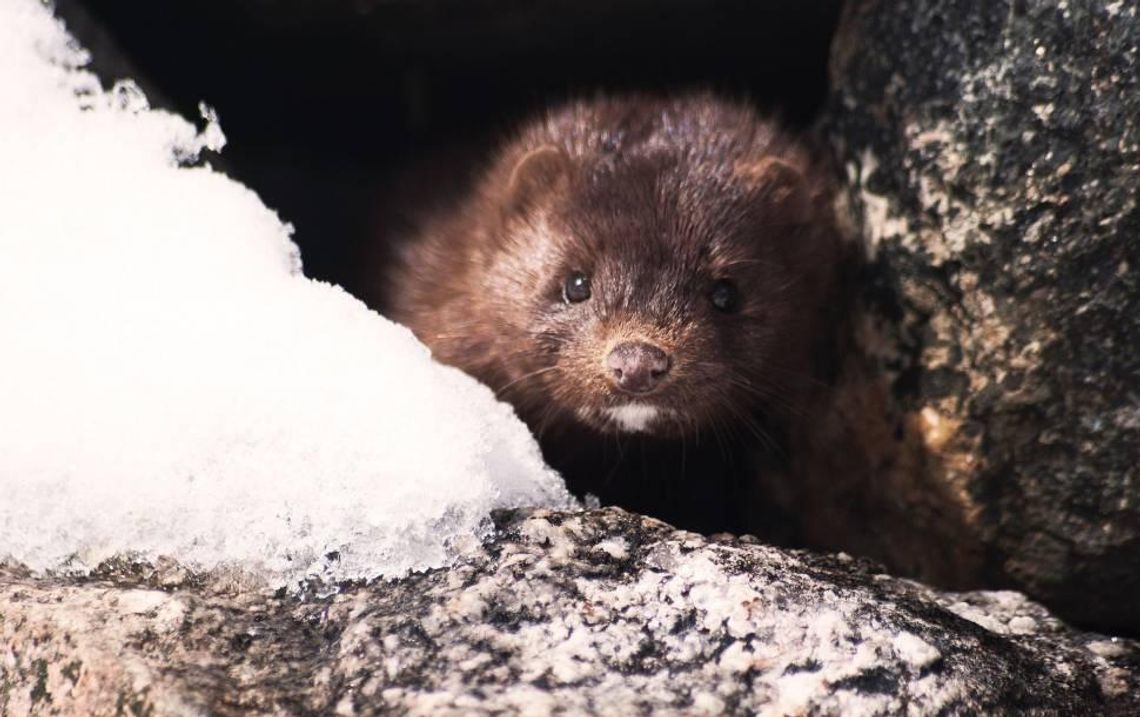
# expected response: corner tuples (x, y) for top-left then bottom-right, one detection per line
(1, 509), (1135, 716)
(823, 0), (1140, 631)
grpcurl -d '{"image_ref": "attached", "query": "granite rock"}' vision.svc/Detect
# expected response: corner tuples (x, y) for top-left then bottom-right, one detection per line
(823, 0), (1140, 631)
(2, 509), (1136, 716)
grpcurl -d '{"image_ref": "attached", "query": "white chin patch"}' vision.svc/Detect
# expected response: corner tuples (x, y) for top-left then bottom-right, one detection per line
(603, 403), (663, 433)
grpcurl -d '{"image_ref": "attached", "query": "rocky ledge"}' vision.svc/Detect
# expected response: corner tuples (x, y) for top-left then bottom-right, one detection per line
(2, 508), (1136, 716)
(823, 0), (1140, 632)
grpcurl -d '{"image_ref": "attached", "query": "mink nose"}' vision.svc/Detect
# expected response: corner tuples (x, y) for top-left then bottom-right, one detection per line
(606, 342), (671, 394)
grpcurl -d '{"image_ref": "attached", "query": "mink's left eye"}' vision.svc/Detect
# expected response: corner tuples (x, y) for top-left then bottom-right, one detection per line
(563, 271), (592, 303)
(709, 279), (739, 313)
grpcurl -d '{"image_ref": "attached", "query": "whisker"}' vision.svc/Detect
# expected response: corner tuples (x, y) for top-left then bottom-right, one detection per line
(714, 258), (782, 269)
(726, 403), (785, 460)
(494, 365), (561, 397)
(533, 399), (564, 441)
(603, 430), (628, 486)
(756, 364), (832, 391)
(722, 377), (807, 419)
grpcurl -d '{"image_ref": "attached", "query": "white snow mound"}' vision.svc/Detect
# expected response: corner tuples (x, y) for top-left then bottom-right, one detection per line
(0, 0), (573, 585)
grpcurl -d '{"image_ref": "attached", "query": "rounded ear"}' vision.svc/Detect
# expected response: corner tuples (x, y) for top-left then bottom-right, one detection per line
(504, 145), (572, 214)
(735, 156), (811, 220)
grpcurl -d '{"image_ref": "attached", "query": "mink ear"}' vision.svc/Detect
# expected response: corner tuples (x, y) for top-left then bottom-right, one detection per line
(504, 145), (572, 214)
(736, 156), (811, 220)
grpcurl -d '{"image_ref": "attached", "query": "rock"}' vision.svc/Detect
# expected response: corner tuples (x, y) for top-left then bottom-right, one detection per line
(822, 0), (1140, 631)
(1, 509), (1135, 715)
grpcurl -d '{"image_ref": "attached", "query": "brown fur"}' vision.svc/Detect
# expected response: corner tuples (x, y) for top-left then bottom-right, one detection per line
(380, 94), (845, 533)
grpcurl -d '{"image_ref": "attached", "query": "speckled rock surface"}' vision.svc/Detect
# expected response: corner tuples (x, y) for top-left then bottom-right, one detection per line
(2, 509), (1136, 716)
(825, 0), (1140, 631)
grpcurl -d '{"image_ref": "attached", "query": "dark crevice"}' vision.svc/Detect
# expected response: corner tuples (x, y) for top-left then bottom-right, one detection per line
(57, 0), (842, 294)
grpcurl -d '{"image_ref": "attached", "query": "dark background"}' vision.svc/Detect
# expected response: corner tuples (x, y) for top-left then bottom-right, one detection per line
(58, 0), (842, 297)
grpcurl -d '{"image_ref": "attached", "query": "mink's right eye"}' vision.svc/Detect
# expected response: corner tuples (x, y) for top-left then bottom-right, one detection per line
(563, 272), (591, 303)
(709, 278), (740, 313)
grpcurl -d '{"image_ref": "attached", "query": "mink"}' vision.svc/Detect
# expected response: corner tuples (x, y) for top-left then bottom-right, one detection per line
(378, 94), (845, 534)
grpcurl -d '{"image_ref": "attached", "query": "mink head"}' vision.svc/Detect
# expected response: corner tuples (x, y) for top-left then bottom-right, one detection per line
(466, 99), (836, 438)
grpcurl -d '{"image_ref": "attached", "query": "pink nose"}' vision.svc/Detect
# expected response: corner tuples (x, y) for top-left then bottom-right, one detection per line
(606, 342), (671, 394)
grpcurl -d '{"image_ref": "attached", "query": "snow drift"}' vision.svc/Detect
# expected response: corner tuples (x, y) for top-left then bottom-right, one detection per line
(0, 0), (572, 585)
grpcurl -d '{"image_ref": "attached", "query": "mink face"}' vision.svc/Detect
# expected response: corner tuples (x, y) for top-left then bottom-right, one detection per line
(385, 95), (839, 444)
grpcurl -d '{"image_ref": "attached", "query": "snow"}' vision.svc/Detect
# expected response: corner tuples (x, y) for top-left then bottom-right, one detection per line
(0, 0), (572, 586)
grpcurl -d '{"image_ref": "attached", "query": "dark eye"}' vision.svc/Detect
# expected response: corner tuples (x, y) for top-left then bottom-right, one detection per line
(709, 279), (739, 313)
(563, 271), (591, 303)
